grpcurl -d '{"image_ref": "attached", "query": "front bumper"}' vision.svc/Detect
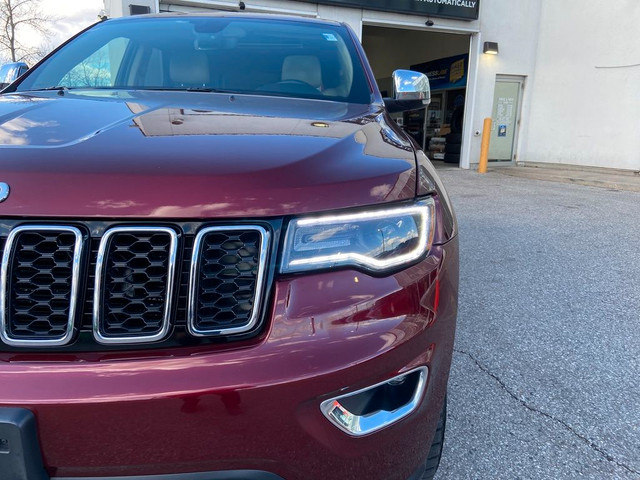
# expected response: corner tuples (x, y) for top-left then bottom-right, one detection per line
(0, 239), (458, 480)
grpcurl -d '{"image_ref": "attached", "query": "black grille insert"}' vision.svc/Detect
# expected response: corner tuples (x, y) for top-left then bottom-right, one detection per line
(0, 222), (274, 350)
(189, 226), (269, 336)
(1, 226), (83, 346)
(94, 227), (178, 344)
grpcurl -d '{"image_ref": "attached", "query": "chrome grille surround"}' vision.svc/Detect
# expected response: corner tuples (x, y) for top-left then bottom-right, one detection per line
(93, 227), (179, 345)
(187, 226), (270, 337)
(0, 225), (84, 347)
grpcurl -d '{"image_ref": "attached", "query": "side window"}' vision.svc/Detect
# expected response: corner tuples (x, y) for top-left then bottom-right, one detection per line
(61, 37), (130, 87)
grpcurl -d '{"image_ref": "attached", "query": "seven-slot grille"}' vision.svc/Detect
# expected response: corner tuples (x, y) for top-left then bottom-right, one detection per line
(0, 224), (270, 348)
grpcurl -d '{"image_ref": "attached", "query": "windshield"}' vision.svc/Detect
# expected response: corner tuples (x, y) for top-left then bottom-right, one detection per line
(15, 16), (372, 104)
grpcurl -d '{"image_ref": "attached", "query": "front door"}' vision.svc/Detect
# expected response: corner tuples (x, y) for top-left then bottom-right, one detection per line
(488, 77), (524, 162)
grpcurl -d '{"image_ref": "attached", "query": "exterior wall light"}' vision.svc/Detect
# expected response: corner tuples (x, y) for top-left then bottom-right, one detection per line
(483, 42), (499, 55)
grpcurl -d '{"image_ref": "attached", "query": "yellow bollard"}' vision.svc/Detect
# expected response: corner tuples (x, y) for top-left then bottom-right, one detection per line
(478, 117), (492, 174)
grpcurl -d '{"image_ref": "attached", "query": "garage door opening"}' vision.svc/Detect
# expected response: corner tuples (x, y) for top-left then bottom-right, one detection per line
(362, 26), (471, 166)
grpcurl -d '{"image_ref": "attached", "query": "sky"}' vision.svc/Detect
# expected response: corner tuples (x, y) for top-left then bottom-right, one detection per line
(1, 0), (105, 63)
(1, 0), (104, 62)
(39, 0), (105, 50)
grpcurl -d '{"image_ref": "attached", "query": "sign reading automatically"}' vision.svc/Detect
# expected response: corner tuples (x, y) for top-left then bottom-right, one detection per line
(303, 0), (480, 20)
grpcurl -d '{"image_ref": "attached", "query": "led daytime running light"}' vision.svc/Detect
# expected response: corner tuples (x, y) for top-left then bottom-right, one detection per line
(281, 199), (435, 273)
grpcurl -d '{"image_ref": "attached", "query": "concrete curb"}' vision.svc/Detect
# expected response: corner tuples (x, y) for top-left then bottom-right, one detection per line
(490, 166), (640, 193)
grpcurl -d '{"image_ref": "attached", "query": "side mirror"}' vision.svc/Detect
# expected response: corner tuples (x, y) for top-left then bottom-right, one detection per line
(384, 70), (431, 113)
(393, 70), (431, 103)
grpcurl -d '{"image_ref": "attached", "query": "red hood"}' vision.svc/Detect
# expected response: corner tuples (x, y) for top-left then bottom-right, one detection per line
(0, 90), (416, 218)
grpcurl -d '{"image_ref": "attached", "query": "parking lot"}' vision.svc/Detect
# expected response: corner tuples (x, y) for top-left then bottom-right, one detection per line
(433, 168), (640, 479)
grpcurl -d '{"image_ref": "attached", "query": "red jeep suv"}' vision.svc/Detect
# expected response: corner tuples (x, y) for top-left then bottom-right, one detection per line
(0, 13), (458, 480)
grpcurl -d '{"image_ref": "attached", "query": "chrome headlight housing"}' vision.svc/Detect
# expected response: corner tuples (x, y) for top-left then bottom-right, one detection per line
(280, 198), (435, 274)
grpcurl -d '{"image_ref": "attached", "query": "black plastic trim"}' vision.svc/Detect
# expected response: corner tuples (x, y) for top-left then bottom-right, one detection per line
(0, 407), (48, 480)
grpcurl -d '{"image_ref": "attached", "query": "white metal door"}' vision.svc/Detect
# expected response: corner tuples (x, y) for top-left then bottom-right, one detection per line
(488, 77), (524, 162)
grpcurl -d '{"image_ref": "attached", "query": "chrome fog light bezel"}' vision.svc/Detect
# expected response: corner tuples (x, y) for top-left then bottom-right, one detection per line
(320, 366), (428, 437)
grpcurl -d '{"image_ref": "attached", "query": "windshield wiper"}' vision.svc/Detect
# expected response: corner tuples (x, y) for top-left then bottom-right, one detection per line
(184, 87), (238, 93)
(23, 86), (239, 94)
(41, 86), (69, 91)
(22, 86), (71, 95)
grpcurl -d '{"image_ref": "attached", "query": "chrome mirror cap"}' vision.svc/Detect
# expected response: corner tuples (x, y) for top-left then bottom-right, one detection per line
(392, 69), (431, 105)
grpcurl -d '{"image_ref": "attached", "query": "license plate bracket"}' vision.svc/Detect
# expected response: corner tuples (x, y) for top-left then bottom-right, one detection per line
(0, 407), (48, 480)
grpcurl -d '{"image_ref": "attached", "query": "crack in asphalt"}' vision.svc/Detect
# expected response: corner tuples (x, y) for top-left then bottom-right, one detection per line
(454, 348), (640, 477)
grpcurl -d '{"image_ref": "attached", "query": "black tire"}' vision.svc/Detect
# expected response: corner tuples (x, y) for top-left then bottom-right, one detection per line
(444, 143), (461, 154)
(450, 107), (464, 133)
(445, 133), (462, 144)
(443, 153), (460, 164)
(421, 396), (447, 480)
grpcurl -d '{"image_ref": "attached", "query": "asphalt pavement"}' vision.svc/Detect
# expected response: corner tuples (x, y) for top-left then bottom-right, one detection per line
(432, 168), (640, 480)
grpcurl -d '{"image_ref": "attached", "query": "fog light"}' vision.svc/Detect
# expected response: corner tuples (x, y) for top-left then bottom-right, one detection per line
(321, 367), (428, 436)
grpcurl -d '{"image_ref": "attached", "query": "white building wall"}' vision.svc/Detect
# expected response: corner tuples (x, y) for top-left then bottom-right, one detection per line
(103, 0), (158, 17)
(523, 0), (640, 170)
(317, 5), (362, 38)
(465, 0), (542, 168)
(159, 0), (316, 15)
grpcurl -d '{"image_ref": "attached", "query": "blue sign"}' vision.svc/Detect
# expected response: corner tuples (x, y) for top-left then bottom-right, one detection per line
(411, 54), (469, 91)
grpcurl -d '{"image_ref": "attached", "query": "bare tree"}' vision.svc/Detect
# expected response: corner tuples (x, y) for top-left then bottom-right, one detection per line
(0, 0), (50, 63)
